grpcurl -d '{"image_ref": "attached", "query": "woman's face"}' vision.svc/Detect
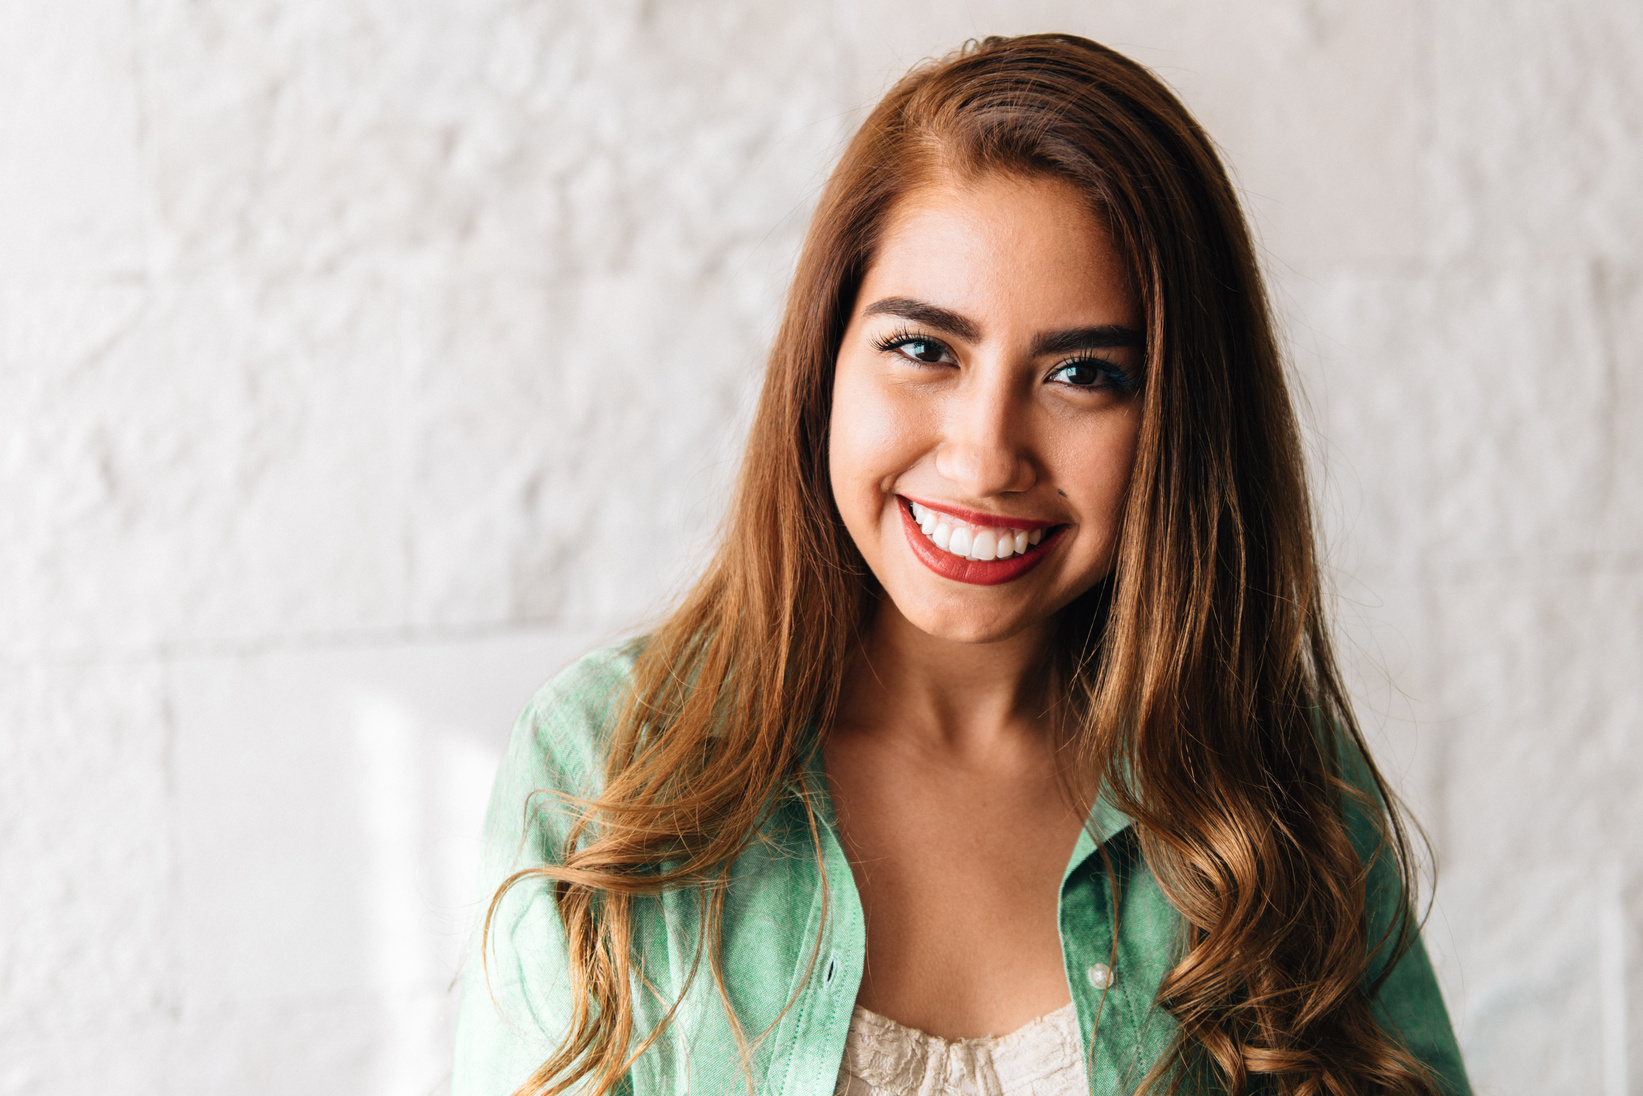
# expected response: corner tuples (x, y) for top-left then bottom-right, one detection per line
(829, 172), (1144, 644)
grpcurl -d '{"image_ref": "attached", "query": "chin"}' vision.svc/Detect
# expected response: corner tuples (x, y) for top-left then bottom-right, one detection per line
(895, 597), (1046, 646)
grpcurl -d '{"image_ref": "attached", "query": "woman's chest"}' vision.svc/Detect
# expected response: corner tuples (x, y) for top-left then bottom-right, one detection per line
(822, 737), (1089, 1039)
(622, 794), (1180, 1096)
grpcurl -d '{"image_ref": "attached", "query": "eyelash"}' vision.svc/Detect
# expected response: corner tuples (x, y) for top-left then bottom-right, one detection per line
(872, 328), (1138, 391)
(872, 328), (952, 363)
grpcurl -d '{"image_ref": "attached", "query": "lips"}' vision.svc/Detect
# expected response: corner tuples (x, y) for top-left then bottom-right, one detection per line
(897, 497), (1065, 586)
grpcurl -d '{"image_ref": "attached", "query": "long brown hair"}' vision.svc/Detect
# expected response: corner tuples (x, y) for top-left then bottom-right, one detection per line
(489, 33), (1438, 1096)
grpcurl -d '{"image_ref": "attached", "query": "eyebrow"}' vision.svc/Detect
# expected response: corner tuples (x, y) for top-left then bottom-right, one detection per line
(861, 296), (1143, 356)
(862, 297), (980, 341)
(1031, 325), (1144, 356)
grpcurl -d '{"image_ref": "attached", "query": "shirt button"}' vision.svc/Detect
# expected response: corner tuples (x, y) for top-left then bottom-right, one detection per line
(1086, 962), (1114, 989)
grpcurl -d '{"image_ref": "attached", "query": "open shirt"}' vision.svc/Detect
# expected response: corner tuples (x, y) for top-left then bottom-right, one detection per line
(452, 643), (1471, 1095)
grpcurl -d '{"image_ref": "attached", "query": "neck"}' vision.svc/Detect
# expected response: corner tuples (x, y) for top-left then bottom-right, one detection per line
(836, 598), (1060, 756)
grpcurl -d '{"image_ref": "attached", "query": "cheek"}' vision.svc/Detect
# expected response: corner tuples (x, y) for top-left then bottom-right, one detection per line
(1056, 411), (1142, 525)
(828, 364), (926, 511)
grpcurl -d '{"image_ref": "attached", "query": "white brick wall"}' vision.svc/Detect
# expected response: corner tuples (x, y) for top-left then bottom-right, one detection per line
(0, 2), (1637, 1093)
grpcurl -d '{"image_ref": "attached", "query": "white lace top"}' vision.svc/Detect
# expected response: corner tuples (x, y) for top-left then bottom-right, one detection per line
(833, 1002), (1089, 1096)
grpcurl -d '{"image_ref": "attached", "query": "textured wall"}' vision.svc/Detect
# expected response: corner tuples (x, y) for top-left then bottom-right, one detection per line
(1, 2), (1638, 1093)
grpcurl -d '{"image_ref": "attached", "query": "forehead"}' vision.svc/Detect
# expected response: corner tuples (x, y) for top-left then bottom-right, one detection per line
(862, 173), (1137, 330)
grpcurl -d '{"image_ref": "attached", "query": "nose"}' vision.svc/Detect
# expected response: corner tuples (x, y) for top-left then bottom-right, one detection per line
(932, 371), (1037, 497)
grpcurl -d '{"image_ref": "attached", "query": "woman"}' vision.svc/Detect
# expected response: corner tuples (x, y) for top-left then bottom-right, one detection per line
(453, 34), (1470, 1096)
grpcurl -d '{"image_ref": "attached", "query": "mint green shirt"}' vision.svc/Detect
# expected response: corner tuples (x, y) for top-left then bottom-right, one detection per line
(452, 643), (1470, 1095)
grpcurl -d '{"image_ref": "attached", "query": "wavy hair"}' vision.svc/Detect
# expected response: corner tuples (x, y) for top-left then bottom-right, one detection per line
(487, 33), (1438, 1096)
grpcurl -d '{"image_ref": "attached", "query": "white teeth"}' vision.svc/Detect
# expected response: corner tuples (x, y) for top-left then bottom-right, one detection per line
(910, 501), (939, 535)
(909, 500), (1048, 562)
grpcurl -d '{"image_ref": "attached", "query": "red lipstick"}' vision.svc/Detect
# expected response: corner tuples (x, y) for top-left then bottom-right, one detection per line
(898, 499), (1064, 586)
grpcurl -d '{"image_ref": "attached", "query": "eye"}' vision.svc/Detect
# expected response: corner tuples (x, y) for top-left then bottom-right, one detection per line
(874, 331), (955, 366)
(1048, 358), (1135, 391)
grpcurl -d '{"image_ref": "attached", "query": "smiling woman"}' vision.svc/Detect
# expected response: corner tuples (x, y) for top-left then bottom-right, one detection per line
(452, 34), (1471, 1096)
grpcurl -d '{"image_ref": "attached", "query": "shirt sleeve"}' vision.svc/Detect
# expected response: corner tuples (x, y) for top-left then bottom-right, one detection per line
(1340, 741), (1473, 1096)
(450, 645), (638, 1096)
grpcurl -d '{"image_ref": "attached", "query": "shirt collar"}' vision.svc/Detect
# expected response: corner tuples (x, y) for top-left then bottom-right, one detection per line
(1064, 787), (1134, 884)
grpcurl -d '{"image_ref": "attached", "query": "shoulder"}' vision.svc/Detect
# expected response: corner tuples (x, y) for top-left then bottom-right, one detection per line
(506, 638), (644, 788)
(1328, 723), (1401, 877)
(482, 638), (645, 867)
